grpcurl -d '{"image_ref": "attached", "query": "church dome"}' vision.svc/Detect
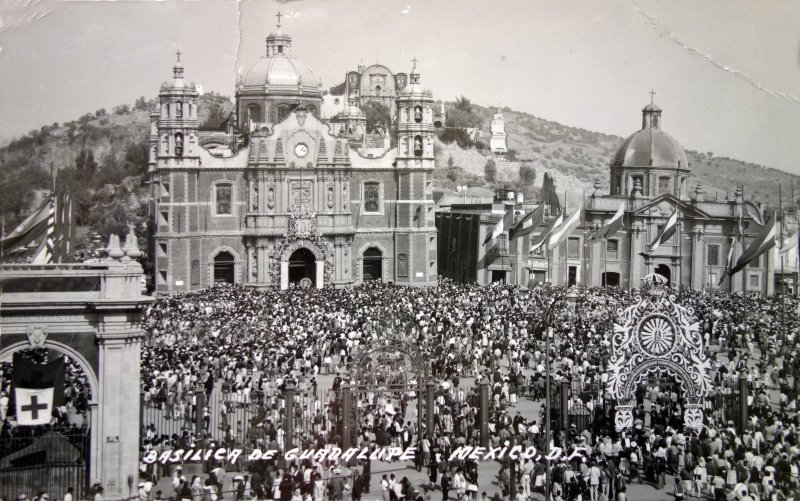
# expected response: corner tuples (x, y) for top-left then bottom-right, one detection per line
(611, 128), (688, 170)
(241, 57), (321, 94)
(611, 102), (688, 171)
(335, 104), (366, 120)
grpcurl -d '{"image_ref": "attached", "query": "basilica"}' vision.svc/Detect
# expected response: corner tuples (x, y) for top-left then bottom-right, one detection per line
(148, 22), (438, 292)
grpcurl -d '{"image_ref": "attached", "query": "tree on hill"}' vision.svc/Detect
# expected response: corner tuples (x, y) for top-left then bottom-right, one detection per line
(484, 159), (497, 183)
(446, 156), (458, 183)
(455, 96), (472, 113)
(362, 101), (391, 133)
(541, 172), (561, 214)
(519, 163), (536, 187)
(439, 128), (475, 149)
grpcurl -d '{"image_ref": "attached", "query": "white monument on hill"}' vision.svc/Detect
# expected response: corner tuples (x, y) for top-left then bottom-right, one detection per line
(489, 110), (507, 154)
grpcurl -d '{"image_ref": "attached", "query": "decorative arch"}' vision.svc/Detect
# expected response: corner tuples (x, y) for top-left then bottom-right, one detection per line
(357, 241), (389, 283)
(0, 340), (99, 401)
(607, 287), (711, 431)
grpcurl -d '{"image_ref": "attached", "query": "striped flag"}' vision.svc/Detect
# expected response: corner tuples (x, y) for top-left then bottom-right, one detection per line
(509, 204), (545, 240)
(547, 204), (583, 250)
(530, 214), (563, 253)
(728, 212), (777, 276)
(0, 195), (52, 256)
(483, 207), (514, 244)
(648, 209), (679, 254)
(588, 203), (625, 243)
(54, 190), (73, 262)
(718, 236), (737, 286)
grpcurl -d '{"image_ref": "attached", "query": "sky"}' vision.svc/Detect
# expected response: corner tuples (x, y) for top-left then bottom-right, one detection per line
(1, 0), (799, 174)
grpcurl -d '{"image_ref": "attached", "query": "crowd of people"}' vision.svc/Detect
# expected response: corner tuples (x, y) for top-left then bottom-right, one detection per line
(133, 279), (800, 501)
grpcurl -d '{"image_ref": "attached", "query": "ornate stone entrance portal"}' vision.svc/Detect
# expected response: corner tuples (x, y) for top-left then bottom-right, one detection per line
(607, 284), (712, 431)
(272, 206), (334, 289)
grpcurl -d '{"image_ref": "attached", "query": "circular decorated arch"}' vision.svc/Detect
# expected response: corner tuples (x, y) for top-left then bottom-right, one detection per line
(607, 287), (712, 431)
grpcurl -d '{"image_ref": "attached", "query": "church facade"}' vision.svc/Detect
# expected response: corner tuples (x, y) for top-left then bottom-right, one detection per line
(148, 24), (438, 293)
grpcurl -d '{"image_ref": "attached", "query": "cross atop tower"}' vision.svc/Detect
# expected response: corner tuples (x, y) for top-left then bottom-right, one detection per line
(411, 57), (418, 72)
(276, 11), (283, 28)
(175, 50), (182, 63)
(649, 89), (656, 105)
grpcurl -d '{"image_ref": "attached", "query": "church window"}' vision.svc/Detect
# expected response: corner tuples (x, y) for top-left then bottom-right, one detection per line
(707, 245), (720, 266)
(188, 104), (193, 118)
(215, 184), (233, 215)
(748, 254), (761, 268)
(277, 105), (290, 122)
(247, 103), (261, 123)
(414, 106), (423, 123)
(567, 237), (580, 258)
(176, 101), (183, 118)
(164, 103), (170, 118)
(607, 239), (619, 260)
(748, 274), (760, 288)
(363, 182), (381, 213)
(175, 133), (184, 157)
(277, 45), (284, 54)
(658, 176), (671, 195)
(398, 253), (409, 278)
(414, 135), (423, 157)
(191, 260), (200, 285)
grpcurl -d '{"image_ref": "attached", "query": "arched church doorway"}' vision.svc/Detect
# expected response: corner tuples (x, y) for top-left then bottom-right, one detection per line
(602, 272), (621, 287)
(213, 251), (235, 284)
(362, 247), (383, 281)
(654, 264), (671, 286)
(289, 248), (315, 286)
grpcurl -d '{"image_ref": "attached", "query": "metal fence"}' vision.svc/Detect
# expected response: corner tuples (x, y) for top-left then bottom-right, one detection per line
(0, 427), (90, 501)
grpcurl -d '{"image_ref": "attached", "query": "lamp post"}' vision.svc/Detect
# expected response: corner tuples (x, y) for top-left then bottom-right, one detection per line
(529, 286), (578, 501)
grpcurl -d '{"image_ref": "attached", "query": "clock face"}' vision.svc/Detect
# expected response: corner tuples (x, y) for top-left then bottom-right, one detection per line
(295, 143), (309, 158)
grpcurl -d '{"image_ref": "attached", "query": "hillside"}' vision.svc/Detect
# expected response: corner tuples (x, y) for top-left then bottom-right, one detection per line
(1, 93), (795, 242)
(439, 103), (800, 207)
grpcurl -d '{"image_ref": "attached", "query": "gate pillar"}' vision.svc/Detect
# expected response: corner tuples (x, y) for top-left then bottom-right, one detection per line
(559, 379), (570, 432)
(738, 376), (749, 434)
(284, 381), (297, 451)
(426, 382), (436, 438)
(479, 381), (489, 447)
(341, 383), (352, 449)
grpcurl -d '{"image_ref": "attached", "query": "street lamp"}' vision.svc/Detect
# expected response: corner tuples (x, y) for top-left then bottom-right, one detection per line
(529, 286), (578, 501)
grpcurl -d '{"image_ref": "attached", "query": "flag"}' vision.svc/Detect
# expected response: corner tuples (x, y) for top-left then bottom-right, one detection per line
(728, 212), (777, 276)
(779, 230), (797, 254)
(54, 190), (73, 262)
(509, 204), (545, 240)
(0, 195), (52, 256)
(648, 210), (679, 254)
(744, 202), (764, 226)
(718, 236), (736, 286)
(530, 214), (563, 253)
(588, 203), (625, 243)
(483, 207), (514, 244)
(547, 204), (582, 250)
(11, 352), (64, 426)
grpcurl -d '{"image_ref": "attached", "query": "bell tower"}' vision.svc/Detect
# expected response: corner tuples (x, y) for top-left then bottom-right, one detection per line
(155, 52), (200, 167)
(395, 58), (434, 169)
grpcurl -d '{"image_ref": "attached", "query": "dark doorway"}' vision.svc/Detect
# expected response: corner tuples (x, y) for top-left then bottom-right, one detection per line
(491, 270), (507, 283)
(655, 264), (671, 287)
(362, 247), (383, 281)
(213, 251), (235, 284)
(568, 266), (577, 287)
(289, 248), (316, 285)
(602, 272), (621, 287)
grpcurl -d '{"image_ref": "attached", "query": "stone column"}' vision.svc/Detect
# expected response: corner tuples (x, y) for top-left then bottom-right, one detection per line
(284, 381), (296, 451)
(738, 376), (749, 435)
(96, 316), (144, 498)
(691, 231), (703, 290)
(281, 260), (289, 290)
(560, 379), (570, 432)
(316, 260), (325, 289)
(426, 382), (436, 439)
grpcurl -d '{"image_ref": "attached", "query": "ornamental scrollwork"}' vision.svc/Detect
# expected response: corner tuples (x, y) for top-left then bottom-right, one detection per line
(608, 286), (711, 431)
